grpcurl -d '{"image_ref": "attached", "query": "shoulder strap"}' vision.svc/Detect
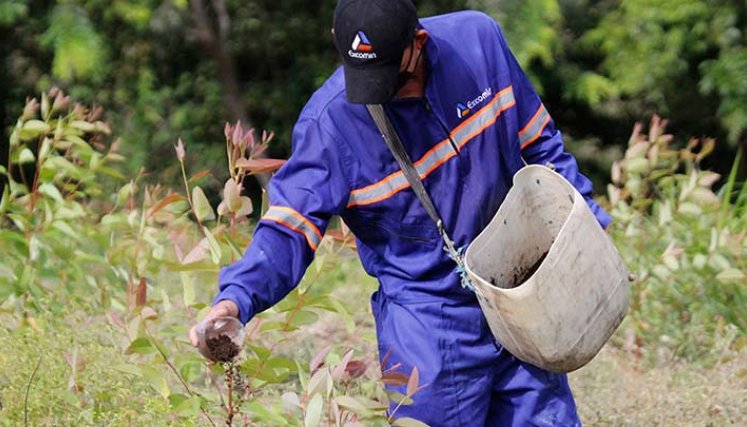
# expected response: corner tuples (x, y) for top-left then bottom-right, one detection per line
(366, 104), (479, 294)
(365, 104), (443, 228)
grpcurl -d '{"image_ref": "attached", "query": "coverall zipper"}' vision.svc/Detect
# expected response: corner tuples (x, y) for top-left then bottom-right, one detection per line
(424, 98), (460, 154)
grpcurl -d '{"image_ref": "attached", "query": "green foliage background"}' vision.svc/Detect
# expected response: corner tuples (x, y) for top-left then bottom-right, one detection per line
(2, 0), (745, 189)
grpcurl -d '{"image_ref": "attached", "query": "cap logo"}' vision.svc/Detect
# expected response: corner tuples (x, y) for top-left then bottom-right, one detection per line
(457, 87), (493, 119)
(348, 31), (377, 60)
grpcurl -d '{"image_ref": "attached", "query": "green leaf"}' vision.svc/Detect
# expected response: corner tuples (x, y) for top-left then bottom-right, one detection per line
(335, 395), (368, 413)
(70, 120), (97, 133)
(304, 393), (323, 427)
(236, 196), (253, 217)
(116, 182), (134, 206)
(20, 120), (50, 140)
(202, 226), (222, 264)
(169, 393), (200, 417)
(0, 183), (9, 215)
(223, 179), (241, 212)
(18, 148), (35, 164)
(716, 268), (745, 283)
(625, 157), (649, 175)
(385, 390), (412, 406)
(259, 321), (286, 332)
(289, 310), (319, 328)
(112, 363), (142, 377)
(38, 183), (64, 203)
(181, 272), (195, 307)
(192, 186), (215, 221)
(51, 221), (79, 240)
(140, 365), (170, 399)
(125, 337), (155, 355)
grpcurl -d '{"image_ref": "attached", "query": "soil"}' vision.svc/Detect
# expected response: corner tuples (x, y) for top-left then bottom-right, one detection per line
(490, 251), (548, 289)
(205, 334), (240, 363)
(514, 251), (548, 287)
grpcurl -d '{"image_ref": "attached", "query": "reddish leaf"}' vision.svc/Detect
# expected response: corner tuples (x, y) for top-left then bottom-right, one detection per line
(135, 277), (147, 308)
(251, 142), (269, 158)
(108, 310), (125, 330)
(141, 307), (158, 320)
(232, 121), (243, 146)
(188, 169), (211, 183)
(173, 243), (184, 263)
(345, 360), (369, 379)
(381, 348), (392, 370)
(381, 371), (409, 387)
(407, 367), (419, 397)
(147, 193), (184, 219)
(234, 158), (286, 173)
(333, 349), (354, 380)
(262, 130), (275, 145)
(182, 238), (209, 264)
(309, 345), (332, 373)
(383, 362), (402, 374)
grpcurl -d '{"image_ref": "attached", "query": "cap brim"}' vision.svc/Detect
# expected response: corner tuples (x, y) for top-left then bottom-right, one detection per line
(343, 63), (400, 104)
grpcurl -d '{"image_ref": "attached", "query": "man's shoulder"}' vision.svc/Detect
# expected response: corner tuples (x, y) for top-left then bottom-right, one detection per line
(421, 10), (505, 65)
(298, 67), (349, 123)
(421, 10), (498, 35)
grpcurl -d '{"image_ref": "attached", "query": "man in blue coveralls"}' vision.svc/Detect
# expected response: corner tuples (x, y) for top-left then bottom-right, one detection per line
(191, 0), (611, 425)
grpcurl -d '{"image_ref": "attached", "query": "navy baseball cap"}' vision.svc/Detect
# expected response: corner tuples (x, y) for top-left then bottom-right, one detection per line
(333, 0), (418, 104)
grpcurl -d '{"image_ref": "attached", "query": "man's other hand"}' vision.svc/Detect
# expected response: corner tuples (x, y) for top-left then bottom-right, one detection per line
(189, 299), (239, 347)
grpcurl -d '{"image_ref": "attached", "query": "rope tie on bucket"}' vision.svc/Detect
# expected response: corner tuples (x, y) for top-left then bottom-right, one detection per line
(438, 220), (481, 296)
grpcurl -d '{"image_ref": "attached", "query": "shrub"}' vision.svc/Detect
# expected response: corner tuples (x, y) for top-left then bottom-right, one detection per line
(606, 115), (746, 363)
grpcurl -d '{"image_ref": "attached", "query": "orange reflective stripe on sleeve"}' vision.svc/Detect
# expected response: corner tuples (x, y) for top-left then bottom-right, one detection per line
(519, 104), (551, 150)
(262, 206), (323, 250)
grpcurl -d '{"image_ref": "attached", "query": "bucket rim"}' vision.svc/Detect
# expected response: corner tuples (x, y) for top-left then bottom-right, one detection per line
(465, 165), (585, 294)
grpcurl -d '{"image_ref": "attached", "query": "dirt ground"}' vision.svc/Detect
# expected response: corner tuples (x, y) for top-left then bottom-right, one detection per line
(570, 346), (747, 426)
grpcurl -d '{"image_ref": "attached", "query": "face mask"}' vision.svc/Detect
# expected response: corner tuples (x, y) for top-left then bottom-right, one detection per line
(394, 40), (425, 94)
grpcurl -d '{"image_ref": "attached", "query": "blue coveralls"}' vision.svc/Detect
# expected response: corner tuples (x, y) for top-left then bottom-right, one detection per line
(215, 11), (611, 426)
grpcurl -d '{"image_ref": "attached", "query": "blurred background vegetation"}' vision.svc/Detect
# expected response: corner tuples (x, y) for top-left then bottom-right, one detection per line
(2, 0), (745, 193)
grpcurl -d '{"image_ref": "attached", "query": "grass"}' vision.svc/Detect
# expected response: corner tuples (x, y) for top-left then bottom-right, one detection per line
(0, 310), (185, 426)
(1, 256), (745, 425)
(572, 345), (747, 425)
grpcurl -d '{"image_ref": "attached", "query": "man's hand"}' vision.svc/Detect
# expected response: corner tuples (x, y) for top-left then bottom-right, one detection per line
(189, 299), (239, 347)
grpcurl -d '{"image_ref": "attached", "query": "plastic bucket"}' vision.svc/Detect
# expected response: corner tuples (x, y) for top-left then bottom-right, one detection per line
(464, 165), (629, 372)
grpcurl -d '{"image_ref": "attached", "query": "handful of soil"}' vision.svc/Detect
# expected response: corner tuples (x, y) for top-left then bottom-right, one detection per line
(196, 316), (245, 363)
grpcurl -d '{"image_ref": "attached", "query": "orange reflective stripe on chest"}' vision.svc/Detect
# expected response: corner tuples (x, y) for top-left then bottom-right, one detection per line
(347, 86), (516, 208)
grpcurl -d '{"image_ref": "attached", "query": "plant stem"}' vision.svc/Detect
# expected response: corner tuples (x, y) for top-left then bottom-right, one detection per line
(143, 326), (218, 427)
(24, 357), (42, 427)
(225, 361), (235, 426)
